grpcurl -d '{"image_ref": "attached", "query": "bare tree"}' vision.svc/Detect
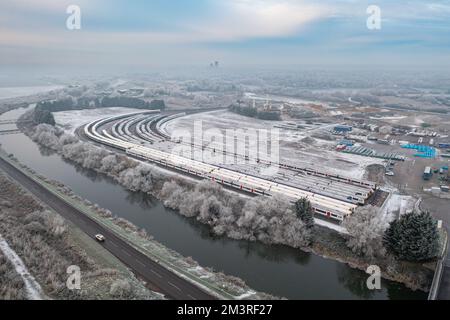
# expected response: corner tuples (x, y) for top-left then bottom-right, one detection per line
(343, 205), (387, 258)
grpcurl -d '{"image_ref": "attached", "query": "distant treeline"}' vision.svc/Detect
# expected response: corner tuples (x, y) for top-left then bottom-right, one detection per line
(36, 97), (165, 112)
(33, 97), (166, 125)
(228, 105), (280, 121)
(385, 104), (448, 114)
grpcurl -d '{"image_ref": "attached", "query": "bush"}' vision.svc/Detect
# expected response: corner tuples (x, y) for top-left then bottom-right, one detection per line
(0, 252), (26, 300)
(109, 279), (132, 298)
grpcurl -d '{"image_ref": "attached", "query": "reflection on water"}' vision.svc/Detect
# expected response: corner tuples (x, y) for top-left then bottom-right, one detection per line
(336, 265), (378, 300)
(0, 107), (426, 300)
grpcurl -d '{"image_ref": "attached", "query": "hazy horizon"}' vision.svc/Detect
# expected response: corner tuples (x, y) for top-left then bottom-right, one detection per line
(2, 0), (450, 72)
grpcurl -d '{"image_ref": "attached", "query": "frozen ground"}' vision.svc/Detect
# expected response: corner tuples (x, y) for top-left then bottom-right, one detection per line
(381, 193), (416, 220)
(0, 234), (46, 300)
(54, 107), (144, 134)
(0, 86), (62, 100)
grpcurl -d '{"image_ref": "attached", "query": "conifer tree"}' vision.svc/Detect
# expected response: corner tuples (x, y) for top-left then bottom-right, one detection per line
(295, 198), (315, 229)
(384, 211), (440, 262)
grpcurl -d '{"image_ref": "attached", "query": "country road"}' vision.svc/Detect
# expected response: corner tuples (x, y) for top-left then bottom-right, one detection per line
(0, 155), (215, 300)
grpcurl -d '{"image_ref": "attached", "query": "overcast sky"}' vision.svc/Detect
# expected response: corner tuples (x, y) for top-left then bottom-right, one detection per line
(1, 0), (450, 71)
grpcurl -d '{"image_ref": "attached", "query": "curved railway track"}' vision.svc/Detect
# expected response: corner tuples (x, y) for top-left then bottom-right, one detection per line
(81, 111), (378, 221)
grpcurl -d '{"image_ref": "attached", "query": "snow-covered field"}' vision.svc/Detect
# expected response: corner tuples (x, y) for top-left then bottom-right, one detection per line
(0, 235), (46, 300)
(0, 86), (62, 100)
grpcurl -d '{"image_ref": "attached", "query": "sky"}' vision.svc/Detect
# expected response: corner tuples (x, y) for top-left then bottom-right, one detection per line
(1, 0), (450, 71)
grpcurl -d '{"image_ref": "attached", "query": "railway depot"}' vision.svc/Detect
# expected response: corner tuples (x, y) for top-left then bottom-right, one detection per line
(83, 111), (381, 222)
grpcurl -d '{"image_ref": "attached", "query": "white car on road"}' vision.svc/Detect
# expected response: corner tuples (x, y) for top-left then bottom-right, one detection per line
(95, 234), (106, 242)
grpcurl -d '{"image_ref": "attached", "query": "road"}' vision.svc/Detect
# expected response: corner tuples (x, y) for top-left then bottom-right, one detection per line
(0, 156), (215, 300)
(437, 227), (450, 300)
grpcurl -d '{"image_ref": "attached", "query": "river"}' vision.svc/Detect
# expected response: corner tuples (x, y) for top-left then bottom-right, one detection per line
(0, 105), (426, 300)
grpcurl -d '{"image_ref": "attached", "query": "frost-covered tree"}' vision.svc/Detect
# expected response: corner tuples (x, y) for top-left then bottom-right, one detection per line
(294, 198), (315, 229)
(343, 205), (387, 258)
(383, 211), (440, 262)
(59, 134), (79, 146)
(32, 124), (62, 150)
